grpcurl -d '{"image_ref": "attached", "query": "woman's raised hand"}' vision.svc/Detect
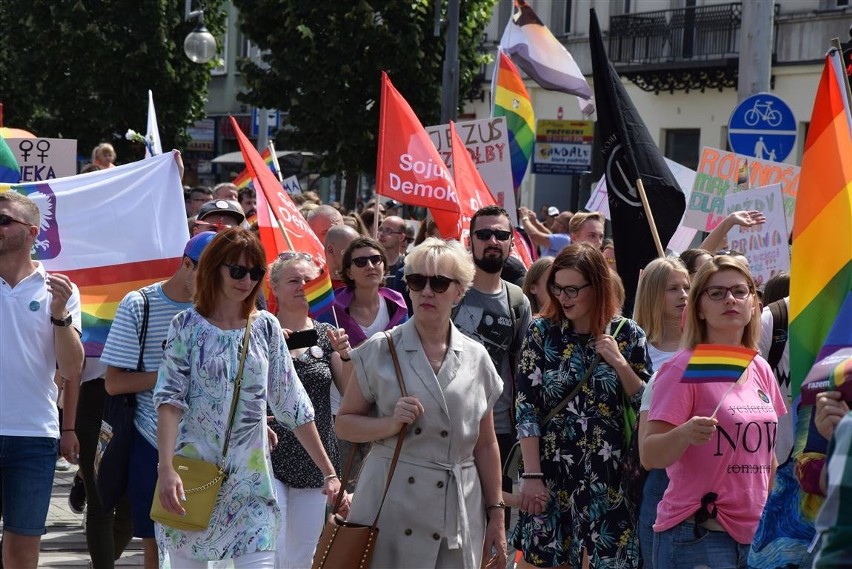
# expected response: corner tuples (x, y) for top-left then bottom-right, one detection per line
(815, 390), (850, 440)
(518, 478), (549, 516)
(680, 416), (718, 446)
(326, 327), (351, 359)
(393, 396), (424, 426)
(595, 334), (627, 368)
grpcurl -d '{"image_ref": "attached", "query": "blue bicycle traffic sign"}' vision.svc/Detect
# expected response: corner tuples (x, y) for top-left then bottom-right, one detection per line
(728, 92), (796, 162)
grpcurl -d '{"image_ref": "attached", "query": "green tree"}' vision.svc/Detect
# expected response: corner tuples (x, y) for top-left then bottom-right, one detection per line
(0, 0), (224, 164)
(234, 0), (496, 210)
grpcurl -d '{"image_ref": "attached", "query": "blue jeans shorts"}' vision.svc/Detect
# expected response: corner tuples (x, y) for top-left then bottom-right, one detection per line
(654, 520), (750, 569)
(128, 426), (158, 539)
(0, 435), (58, 536)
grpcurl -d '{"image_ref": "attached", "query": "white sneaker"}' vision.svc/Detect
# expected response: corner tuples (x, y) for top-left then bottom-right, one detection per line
(55, 457), (72, 471)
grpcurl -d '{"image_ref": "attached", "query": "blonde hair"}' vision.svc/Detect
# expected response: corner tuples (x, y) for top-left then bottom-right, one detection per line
(268, 255), (319, 289)
(0, 191), (39, 225)
(682, 255), (760, 350)
(568, 211), (604, 236)
(91, 143), (115, 163)
(404, 238), (474, 293)
(522, 257), (554, 314)
(634, 257), (689, 345)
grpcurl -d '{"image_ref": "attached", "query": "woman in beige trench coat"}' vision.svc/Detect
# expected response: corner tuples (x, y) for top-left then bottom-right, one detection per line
(336, 238), (508, 569)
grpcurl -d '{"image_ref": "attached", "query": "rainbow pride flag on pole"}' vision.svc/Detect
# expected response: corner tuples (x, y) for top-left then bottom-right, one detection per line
(233, 147), (276, 189)
(790, 47), (852, 398)
(0, 153), (188, 356)
(0, 133), (21, 183)
(491, 49), (535, 194)
(682, 344), (758, 383)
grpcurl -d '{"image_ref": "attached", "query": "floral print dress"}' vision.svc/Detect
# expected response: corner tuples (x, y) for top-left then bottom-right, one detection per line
(154, 308), (314, 561)
(511, 316), (652, 568)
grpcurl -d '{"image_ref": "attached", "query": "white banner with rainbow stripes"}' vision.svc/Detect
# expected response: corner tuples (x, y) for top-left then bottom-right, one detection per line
(1, 152), (189, 356)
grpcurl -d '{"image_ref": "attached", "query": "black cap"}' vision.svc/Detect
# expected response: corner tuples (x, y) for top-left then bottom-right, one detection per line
(197, 200), (246, 225)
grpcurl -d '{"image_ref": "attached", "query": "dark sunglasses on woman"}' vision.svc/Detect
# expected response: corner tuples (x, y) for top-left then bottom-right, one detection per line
(223, 263), (266, 281)
(405, 274), (457, 294)
(351, 254), (383, 268)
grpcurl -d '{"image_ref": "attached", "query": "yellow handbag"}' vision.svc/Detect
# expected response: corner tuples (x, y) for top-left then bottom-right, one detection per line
(150, 317), (252, 532)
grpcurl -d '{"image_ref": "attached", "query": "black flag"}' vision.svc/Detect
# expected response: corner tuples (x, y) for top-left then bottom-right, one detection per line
(589, 9), (686, 315)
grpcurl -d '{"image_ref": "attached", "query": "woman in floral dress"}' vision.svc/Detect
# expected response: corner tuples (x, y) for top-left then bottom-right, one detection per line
(153, 228), (339, 567)
(512, 243), (651, 568)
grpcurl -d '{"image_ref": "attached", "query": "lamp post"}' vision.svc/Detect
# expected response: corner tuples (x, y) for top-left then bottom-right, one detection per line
(184, 9), (217, 64)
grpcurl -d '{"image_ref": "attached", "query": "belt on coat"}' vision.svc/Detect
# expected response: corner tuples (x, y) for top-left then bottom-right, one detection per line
(371, 444), (477, 569)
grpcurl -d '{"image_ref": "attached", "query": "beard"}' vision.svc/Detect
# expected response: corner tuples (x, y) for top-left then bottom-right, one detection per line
(473, 249), (505, 274)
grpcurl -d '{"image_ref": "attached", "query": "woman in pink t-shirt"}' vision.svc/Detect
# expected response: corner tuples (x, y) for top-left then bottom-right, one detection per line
(644, 255), (786, 569)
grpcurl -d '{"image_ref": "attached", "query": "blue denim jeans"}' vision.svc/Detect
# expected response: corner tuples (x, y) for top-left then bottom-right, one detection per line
(0, 435), (58, 535)
(654, 520), (749, 569)
(639, 468), (670, 569)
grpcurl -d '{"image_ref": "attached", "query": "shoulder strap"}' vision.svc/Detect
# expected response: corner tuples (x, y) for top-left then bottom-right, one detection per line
(767, 300), (788, 372)
(220, 315), (253, 464)
(136, 289), (150, 372)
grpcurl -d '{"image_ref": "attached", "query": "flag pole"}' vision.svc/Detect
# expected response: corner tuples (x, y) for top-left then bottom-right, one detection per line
(372, 198), (380, 239)
(267, 141), (284, 183)
(635, 178), (666, 257)
(830, 38), (852, 104)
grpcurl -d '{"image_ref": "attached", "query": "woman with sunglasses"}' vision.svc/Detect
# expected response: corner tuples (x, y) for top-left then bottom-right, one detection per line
(332, 236), (408, 349)
(512, 242), (651, 569)
(267, 251), (351, 568)
(154, 228), (337, 568)
(336, 238), (507, 569)
(643, 255), (785, 568)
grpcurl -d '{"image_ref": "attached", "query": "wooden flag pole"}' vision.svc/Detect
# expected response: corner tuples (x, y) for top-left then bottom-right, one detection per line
(635, 178), (666, 258)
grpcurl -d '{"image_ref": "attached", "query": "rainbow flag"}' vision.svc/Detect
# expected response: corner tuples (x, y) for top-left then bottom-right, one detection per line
(304, 271), (335, 317)
(800, 348), (852, 405)
(790, 48), (852, 398)
(0, 133), (20, 183)
(1, 153), (188, 356)
(492, 50), (534, 193)
(682, 344), (758, 383)
(233, 147), (276, 189)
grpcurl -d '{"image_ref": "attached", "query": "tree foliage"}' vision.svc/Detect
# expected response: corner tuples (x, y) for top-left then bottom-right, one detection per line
(0, 0), (225, 163)
(234, 0), (496, 209)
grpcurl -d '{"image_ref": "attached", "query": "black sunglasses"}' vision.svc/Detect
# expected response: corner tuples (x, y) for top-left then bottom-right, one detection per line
(223, 263), (266, 281)
(405, 274), (457, 294)
(351, 254), (383, 268)
(473, 228), (512, 242)
(0, 214), (32, 227)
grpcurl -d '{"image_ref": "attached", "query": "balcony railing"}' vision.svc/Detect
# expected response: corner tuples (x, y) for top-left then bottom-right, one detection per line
(608, 2), (753, 65)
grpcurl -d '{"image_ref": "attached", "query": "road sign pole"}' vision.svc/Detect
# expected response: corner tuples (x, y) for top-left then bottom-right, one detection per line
(737, 1), (774, 102)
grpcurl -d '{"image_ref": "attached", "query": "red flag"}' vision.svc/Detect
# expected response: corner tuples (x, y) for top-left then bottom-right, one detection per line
(376, 72), (460, 233)
(230, 116), (334, 318)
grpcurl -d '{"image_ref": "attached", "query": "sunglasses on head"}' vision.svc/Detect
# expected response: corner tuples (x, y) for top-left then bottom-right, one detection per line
(351, 254), (383, 268)
(223, 263), (266, 281)
(405, 274), (457, 293)
(278, 252), (313, 262)
(0, 214), (32, 227)
(473, 229), (512, 242)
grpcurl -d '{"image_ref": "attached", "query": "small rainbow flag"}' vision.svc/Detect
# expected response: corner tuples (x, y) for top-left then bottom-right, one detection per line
(682, 344), (758, 383)
(233, 147), (276, 189)
(491, 49), (534, 193)
(304, 269), (335, 318)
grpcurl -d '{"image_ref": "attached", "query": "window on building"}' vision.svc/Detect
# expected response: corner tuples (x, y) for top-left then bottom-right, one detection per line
(550, 0), (573, 35)
(837, 0), (850, 7)
(664, 128), (701, 170)
(211, 26), (228, 76)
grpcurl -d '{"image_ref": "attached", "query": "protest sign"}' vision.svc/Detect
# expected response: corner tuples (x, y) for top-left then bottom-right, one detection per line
(426, 116), (516, 224)
(282, 174), (301, 195)
(723, 183), (789, 287)
(8, 138), (77, 182)
(682, 147), (798, 232)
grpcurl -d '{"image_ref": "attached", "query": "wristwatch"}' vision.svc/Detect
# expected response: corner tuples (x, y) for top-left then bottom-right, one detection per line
(50, 313), (73, 327)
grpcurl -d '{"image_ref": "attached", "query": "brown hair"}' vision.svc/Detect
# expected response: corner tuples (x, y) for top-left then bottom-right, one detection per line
(194, 227), (266, 319)
(681, 255), (760, 350)
(541, 242), (618, 335)
(341, 237), (387, 288)
(522, 256), (554, 314)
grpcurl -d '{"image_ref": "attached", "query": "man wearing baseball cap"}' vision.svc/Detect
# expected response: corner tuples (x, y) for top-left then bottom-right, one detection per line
(193, 200), (246, 234)
(100, 231), (215, 568)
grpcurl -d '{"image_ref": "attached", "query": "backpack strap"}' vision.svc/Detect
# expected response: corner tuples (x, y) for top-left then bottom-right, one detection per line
(135, 289), (150, 372)
(767, 299), (788, 374)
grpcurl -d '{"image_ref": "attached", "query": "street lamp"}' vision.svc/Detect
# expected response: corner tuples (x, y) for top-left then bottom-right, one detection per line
(184, 10), (217, 64)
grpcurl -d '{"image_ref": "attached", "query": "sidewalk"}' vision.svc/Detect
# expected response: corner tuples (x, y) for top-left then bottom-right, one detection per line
(39, 468), (144, 567)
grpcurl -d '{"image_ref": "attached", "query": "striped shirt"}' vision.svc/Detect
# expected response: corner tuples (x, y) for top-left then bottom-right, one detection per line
(100, 282), (192, 448)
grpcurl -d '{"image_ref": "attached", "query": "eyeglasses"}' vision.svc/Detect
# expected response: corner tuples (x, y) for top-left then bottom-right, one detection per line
(702, 284), (752, 301)
(351, 254), (383, 268)
(278, 252), (313, 262)
(549, 282), (591, 299)
(223, 263), (266, 281)
(473, 229), (512, 242)
(378, 227), (404, 236)
(405, 274), (458, 294)
(0, 214), (32, 227)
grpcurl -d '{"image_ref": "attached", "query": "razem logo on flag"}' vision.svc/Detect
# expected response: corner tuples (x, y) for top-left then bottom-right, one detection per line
(376, 72), (460, 220)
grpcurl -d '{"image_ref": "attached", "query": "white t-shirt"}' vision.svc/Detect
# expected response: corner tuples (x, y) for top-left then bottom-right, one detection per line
(359, 297), (390, 339)
(0, 263), (82, 438)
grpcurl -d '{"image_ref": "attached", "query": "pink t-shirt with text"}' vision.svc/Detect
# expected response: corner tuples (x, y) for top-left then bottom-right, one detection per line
(648, 348), (786, 544)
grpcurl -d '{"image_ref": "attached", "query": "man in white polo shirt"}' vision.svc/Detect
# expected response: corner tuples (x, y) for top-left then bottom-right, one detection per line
(0, 190), (85, 569)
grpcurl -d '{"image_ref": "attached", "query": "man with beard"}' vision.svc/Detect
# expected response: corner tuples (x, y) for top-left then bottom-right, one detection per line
(452, 205), (531, 523)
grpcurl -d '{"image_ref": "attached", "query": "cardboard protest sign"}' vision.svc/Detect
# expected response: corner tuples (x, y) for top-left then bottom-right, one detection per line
(723, 183), (789, 287)
(8, 138), (77, 182)
(282, 174), (301, 195)
(682, 147), (798, 232)
(426, 117), (517, 224)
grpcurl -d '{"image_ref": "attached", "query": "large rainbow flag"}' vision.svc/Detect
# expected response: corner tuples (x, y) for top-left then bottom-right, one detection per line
(789, 47), (852, 398)
(233, 147), (276, 189)
(491, 49), (535, 194)
(0, 133), (20, 183)
(0, 153), (188, 356)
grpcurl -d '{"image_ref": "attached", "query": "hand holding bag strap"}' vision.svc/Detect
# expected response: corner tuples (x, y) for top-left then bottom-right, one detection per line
(220, 315), (254, 466)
